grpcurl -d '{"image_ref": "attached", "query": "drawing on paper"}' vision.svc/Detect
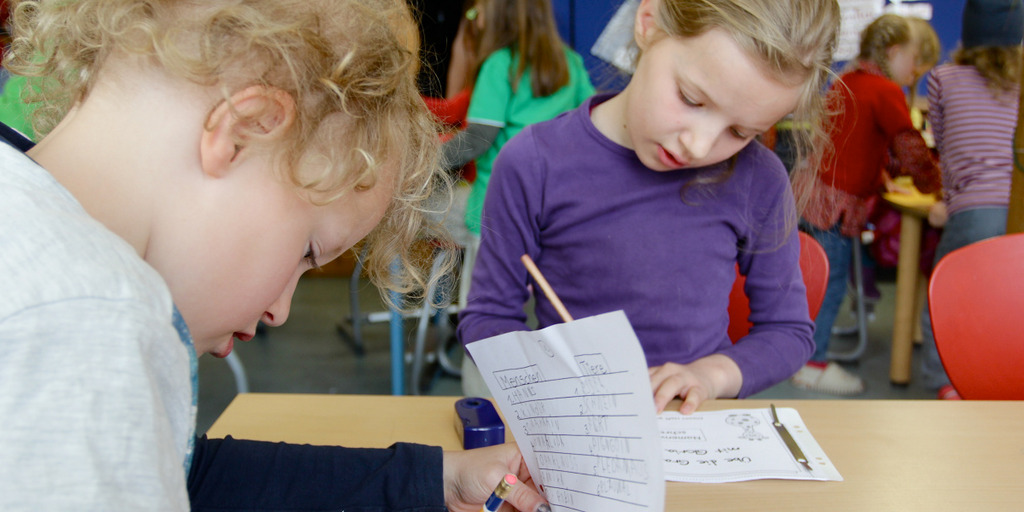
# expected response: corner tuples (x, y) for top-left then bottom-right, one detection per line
(725, 413), (769, 441)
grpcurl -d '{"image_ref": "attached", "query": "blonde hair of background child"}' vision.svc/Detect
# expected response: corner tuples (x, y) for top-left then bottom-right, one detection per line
(467, 0), (570, 97)
(650, 0), (840, 213)
(4, 0), (454, 310)
(857, 13), (913, 81)
(906, 16), (941, 107)
(909, 17), (942, 73)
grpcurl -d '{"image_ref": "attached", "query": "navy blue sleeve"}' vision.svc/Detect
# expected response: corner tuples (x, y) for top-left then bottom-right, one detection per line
(187, 435), (445, 511)
(0, 122), (35, 152)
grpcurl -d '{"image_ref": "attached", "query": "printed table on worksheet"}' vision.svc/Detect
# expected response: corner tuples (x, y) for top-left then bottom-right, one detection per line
(468, 311), (665, 512)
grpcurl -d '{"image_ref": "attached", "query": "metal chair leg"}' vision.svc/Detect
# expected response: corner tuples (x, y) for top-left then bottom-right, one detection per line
(433, 247), (463, 378)
(224, 351), (250, 394)
(411, 249), (460, 393)
(434, 310), (462, 378)
(344, 246), (466, 395)
(389, 287), (404, 395)
(336, 248), (367, 356)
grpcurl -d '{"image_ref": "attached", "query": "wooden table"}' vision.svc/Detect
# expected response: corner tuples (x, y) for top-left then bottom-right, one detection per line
(883, 193), (935, 385)
(208, 393), (1024, 511)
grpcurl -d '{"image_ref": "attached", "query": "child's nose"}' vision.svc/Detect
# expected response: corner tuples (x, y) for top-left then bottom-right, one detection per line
(682, 128), (714, 161)
(261, 299), (291, 327)
(262, 277), (299, 327)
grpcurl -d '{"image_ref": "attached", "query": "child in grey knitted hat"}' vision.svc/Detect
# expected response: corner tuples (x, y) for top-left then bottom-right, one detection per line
(961, 0), (1023, 48)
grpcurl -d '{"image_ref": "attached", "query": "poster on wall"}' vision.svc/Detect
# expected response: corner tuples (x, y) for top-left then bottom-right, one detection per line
(837, 0), (885, 61)
(884, 0), (934, 20)
(590, 0), (639, 73)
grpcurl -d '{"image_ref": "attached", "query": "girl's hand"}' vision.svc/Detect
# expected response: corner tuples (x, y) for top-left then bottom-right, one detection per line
(442, 443), (550, 512)
(884, 178), (916, 195)
(648, 355), (742, 415)
(927, 200), (948, 228)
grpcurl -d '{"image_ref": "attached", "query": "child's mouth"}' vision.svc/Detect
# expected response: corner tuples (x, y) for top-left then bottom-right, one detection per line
(658, 146), (687, 168)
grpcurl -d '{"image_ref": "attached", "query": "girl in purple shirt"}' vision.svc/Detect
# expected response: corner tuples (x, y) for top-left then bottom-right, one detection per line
(459, 0), (841, 414)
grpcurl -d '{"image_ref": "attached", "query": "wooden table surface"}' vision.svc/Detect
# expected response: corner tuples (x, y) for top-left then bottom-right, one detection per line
(208, 393), (1024, 511)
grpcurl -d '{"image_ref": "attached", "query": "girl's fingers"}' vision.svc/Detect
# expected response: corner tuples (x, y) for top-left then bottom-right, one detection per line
(652, 376), (684, 413)
(679, 391), (702, 415)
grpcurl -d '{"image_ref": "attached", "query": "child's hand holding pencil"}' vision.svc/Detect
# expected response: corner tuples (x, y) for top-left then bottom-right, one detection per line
(442, 443), (551, 512)
(481, 473), (516, 512)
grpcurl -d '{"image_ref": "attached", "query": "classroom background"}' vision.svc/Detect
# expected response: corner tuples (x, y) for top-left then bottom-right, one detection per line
(192, 0), (984, 434)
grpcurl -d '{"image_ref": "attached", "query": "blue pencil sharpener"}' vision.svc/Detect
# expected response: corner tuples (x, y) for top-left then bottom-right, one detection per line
(454, 397), (505, 449)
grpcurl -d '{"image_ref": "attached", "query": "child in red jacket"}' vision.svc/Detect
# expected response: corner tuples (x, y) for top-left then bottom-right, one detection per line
(793, 13), (941, 395)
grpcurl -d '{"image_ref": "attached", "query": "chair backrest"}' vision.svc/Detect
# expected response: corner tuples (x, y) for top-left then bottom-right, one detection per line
(727, 231), (829, 343)
(928, 233), (1024, 400)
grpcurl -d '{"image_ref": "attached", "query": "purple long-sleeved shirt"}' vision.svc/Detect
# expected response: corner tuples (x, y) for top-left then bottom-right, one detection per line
(458, 95), (813, 398)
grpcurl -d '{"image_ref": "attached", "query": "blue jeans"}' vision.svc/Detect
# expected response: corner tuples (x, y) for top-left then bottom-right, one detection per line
(803, 222), (853, 363)
(919, 207), (1007, 390)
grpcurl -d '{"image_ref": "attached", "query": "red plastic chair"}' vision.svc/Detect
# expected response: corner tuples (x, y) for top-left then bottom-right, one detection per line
(422, 88), (471, 130)
(727, 231), (829, 343)
(928, 233), (1024, 400)
(422, 89), (476, 182)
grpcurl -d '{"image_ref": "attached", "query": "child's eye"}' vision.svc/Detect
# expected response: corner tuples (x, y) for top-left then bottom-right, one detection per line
(730, 127), (750, 139)
(304, 244), (321, 271)
(680, 91), (702, 107)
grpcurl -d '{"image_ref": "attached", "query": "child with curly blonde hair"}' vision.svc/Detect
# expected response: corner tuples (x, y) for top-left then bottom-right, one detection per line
(0, 0), (548, 510)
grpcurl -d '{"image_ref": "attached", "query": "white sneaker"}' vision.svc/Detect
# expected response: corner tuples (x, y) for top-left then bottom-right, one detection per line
(791, 362), (865, 395)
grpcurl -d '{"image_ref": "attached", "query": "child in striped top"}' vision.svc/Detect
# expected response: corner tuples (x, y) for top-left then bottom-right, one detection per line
(919, 0), (1023, 399)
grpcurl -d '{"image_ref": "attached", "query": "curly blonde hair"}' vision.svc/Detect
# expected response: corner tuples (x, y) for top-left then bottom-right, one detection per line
(652, 0), (840, 220)
(953, 45), (1022, 95)
(4, 0), (454, 310)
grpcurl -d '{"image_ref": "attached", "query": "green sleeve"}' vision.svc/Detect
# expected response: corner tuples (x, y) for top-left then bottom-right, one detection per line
(0, 74), (38, 140)
(467, 48), (513, 128)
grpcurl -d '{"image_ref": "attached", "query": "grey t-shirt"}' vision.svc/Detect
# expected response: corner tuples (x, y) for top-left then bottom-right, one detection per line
(0, 143), (194, 510)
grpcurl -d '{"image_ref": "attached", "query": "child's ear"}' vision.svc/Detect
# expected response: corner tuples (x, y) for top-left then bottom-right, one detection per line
(634, 0), (662, 51)
(200, 85), (297, 178)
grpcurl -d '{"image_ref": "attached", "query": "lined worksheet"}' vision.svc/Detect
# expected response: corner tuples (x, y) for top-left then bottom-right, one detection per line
(467, 311), (665, 512)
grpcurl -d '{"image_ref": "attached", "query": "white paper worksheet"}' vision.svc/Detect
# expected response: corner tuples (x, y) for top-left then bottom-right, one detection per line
(467, 311), (665, 512)
(659, 407), (844, 483)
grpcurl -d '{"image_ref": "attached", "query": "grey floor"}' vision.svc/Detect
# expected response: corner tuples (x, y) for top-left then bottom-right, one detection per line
(196, 271), (935, 435)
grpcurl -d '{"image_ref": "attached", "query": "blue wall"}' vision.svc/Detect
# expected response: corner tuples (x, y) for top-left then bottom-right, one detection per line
(918, 0), (968, 64)
(553, 0), (632, 91)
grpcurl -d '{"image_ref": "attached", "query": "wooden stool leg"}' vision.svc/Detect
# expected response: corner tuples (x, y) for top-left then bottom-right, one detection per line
(890, 213), (923, 384)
